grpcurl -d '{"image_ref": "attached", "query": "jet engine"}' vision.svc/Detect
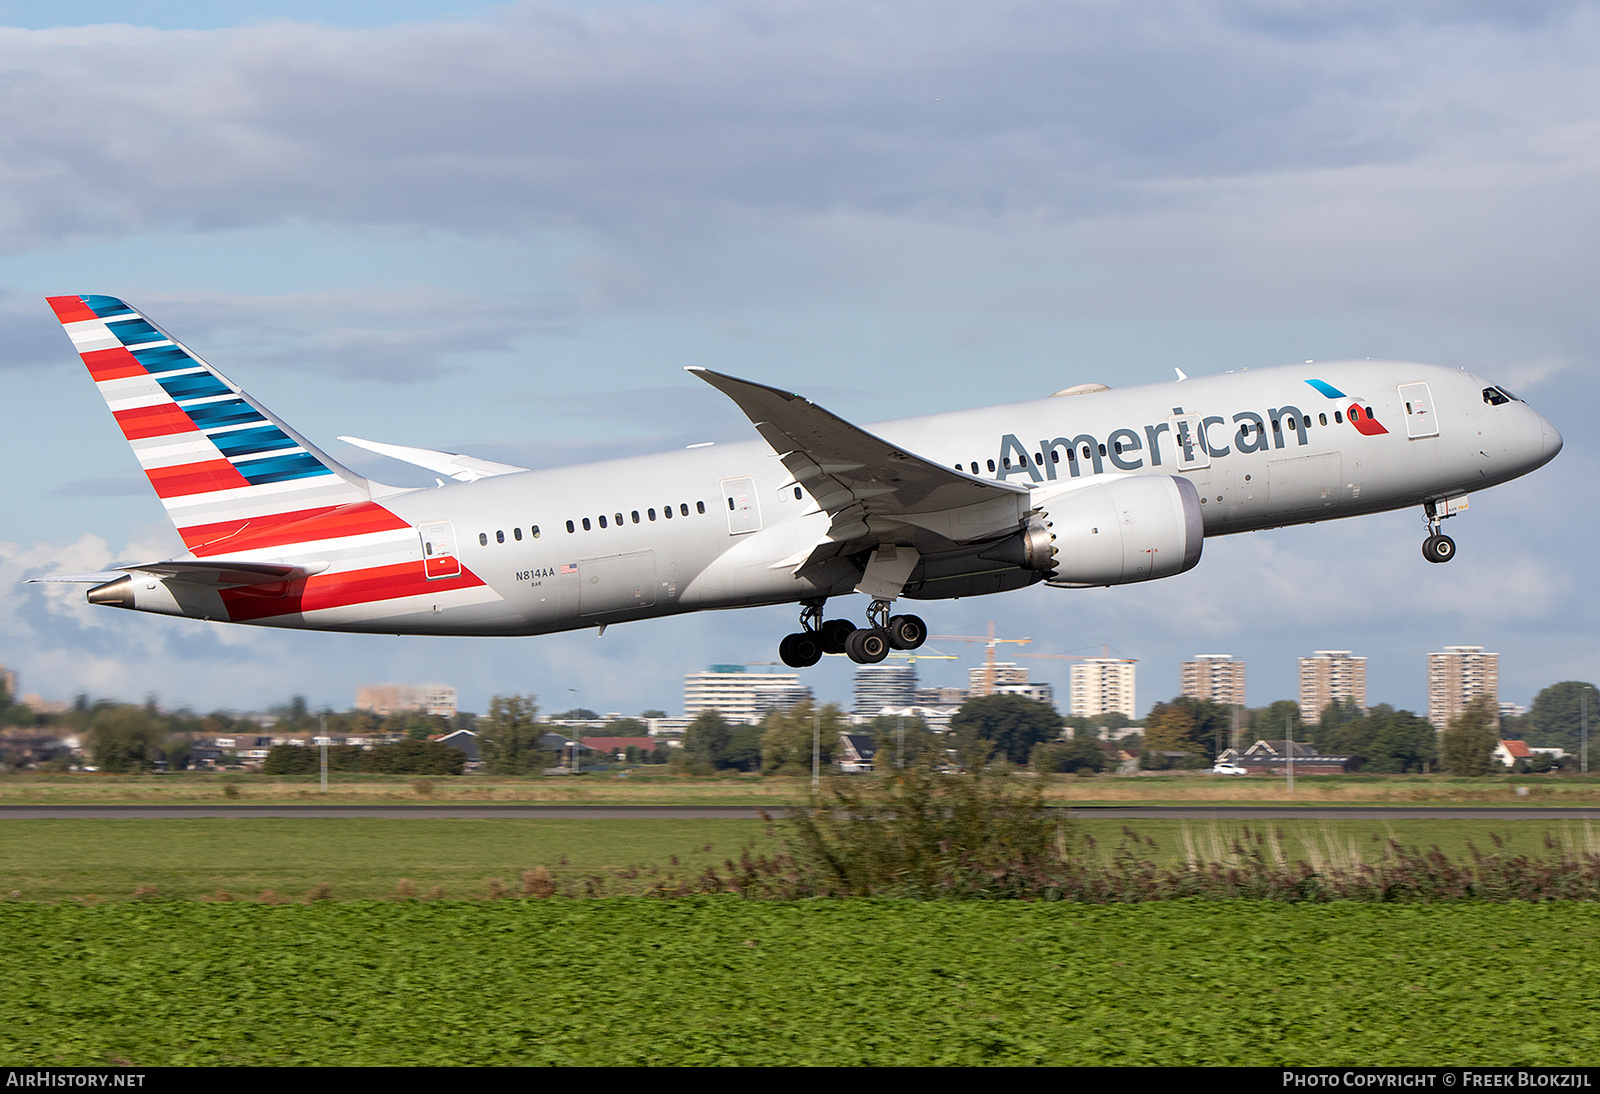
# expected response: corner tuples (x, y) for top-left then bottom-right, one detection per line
(982, 474), (1204, 586)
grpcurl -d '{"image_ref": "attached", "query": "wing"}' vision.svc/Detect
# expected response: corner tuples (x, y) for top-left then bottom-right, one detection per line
(688, 368), (1031, 572)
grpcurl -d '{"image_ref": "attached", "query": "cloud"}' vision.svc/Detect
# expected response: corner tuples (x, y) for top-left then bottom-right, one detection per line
(0, 2), (1594, 246)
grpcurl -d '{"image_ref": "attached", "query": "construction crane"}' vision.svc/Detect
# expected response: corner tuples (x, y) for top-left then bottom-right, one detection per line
(930, 622), (1033, 698)
(932, 624), (1136, 698)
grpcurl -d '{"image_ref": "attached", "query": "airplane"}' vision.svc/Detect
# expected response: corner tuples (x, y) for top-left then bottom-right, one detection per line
(31, 294), (1563, 668)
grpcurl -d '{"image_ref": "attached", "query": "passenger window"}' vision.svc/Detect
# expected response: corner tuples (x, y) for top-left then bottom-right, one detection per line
(648, 508), (657, 521)
(478, 533), (487, 546)
(598, 515), (607, 528)
(793, 486), (802, 499)
(1002, 457), (1011, 469)
(632, 511), (640, 523)
(1098, 444), (1106, 457)
(1318, 414), (1327, 426)
(582, 518), (591, 531)
(697, 501), (705, 514)
(664, 506), (673, 519)
(987, 460), (995, 473)
(496, 530), (505, 544)
(970, 462), (979, 474)
(1335, 411), (1343, 423)
(1033, 452), (1042, 465)
(566, 520), (575, 533)
(532, 526), (540, 538)
(680, 503), (689, 517)
(615, 513), (623, 526)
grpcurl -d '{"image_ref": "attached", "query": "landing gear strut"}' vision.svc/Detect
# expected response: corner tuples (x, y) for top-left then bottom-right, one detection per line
(1421, 500), (1457, 564)
(776, 599), (928, 667)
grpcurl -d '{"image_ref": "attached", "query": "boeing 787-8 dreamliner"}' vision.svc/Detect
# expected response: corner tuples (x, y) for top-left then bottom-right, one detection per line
(33, 294), (1562, 668)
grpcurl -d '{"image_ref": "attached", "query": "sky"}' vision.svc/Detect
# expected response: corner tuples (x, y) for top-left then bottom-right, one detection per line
(2, 0), (1597, 720)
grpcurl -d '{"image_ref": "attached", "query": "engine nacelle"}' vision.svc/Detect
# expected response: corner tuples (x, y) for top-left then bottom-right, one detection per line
(1033, 474), (1204, 586)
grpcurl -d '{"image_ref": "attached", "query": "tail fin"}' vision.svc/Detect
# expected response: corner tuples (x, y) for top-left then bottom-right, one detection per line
(47, 295), (373, 553)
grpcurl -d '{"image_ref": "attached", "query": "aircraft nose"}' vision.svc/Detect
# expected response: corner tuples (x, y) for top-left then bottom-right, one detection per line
(1541, 416), (1563, 462)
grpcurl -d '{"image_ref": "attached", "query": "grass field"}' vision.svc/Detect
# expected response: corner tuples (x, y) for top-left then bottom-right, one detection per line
(2, 816), (1597, 902)
(3, 898), (1596, 1066)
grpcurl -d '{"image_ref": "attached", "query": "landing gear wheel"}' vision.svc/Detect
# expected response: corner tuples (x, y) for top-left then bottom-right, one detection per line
(779, 632), (823, 668)
(886, 614), (927, 650)
(1422, 534), (1456, 564)
(845, 627), (891, 665)
(820, 619), (857, 655)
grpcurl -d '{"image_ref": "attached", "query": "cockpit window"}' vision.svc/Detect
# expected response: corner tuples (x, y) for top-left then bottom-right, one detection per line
(1482, 387), (1510, 406)
(1497, 386), (1520, 402)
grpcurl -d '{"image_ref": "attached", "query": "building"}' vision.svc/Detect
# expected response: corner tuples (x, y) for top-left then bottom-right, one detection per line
(853, 665), (918, 718)
(968, 661), (1032, 699)
(1427, 646), (1500, 731)
(683, 665), (813, 725)
(355, 684), (458, 718)
(1297, 651), (1367, 724)
(1069, 659), (1136, 720)
(1180, 654), (1247, 707)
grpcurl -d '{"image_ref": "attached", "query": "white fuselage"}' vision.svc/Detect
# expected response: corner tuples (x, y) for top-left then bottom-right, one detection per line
(221, 359), (1555, 636)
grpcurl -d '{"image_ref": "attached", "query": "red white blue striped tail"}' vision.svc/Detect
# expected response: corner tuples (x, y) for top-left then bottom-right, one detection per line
(47, 295), (373, 554)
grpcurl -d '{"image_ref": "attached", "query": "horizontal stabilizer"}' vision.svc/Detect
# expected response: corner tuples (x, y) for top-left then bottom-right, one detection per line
(29, 560), (326, 589)
(338, 437), (530, 482)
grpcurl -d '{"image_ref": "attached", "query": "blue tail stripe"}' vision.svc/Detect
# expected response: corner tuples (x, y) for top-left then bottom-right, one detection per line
(106, 318), (165, 345)
(159, 373), (234, 401)
(1305, 378), (1346, 399)
(185, 399), (266, 429)
(130, 345), (194, 374)
(82, 295), (136, 318)
(209, 425), (297, 457)
(235, 452), (331, 485)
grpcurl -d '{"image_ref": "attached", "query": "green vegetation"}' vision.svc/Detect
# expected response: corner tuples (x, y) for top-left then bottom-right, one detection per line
(0, 818), (770, 902)
(2, 899), (1595, 1065)
(260, 739), (465, 775)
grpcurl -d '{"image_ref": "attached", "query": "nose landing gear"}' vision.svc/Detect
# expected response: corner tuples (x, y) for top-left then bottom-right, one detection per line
(777, 599), (928, 667)
(1421, 498), (1462, 564)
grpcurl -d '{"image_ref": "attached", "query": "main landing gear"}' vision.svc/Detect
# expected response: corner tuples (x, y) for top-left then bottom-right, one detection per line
(1421, 499), (1457, 564)
(778, 599), (928, 667)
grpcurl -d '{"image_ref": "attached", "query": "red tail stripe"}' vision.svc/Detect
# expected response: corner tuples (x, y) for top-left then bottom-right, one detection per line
(190, 500), (411, 557)
(114, 402), (200, 441)
(178, 506), (344, 551)
(220, 561), (487, 622)
(81, 347), (147, 382)
(47, 295), (98, 324)
(147, 459), (252, 498)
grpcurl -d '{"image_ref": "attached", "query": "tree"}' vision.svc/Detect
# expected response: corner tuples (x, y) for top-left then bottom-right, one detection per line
(682, 710), (733, 771)
(948, 694), (1062, 766)
(1031, 735), (1107, 774)
(1319, 704), (1436, 773)
(867, 713), (939, 770)
(1142, 701), (1198, 755)
(759, 701), (845, 776)
(1525, 682), (1598, 754)
(1250, 700), (1303, 743)
(1440, 696), (1500, 776)
(477, 694), (546, 774)
(86, 705), (169, 772)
